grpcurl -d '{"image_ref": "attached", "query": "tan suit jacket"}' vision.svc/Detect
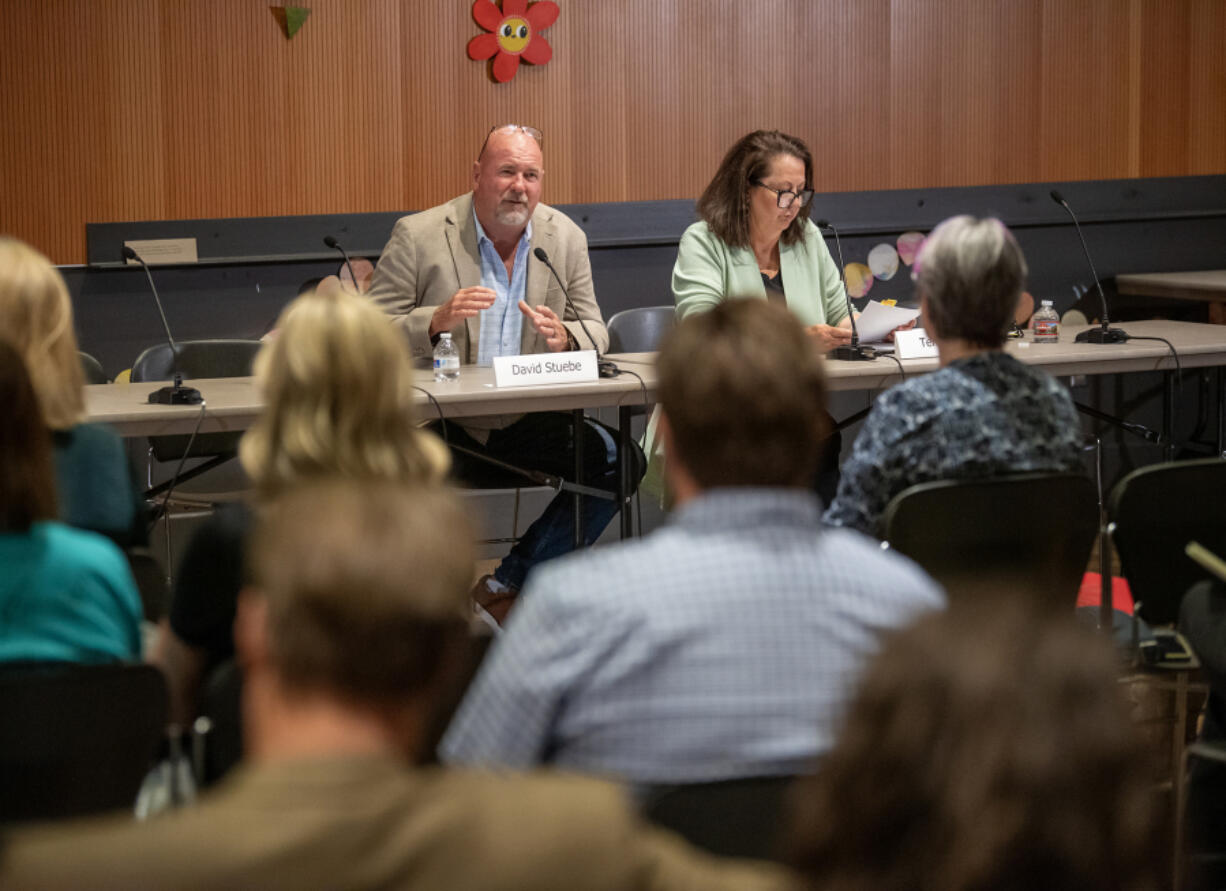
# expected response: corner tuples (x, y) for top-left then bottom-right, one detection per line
(0, 756), (792, 891)
(367, 193), (609, 365)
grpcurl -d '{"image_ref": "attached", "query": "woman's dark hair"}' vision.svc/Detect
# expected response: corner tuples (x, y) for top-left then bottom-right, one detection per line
(788, 602), (1159, 891)
(696, 130), (814, 249)
(0, 338), (58, 531)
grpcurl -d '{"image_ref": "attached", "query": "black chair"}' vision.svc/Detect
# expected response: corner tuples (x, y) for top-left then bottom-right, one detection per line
(0, 662), (168, 823)
(130, 340), (262, 473)
(1107, 458), (1226, 626)
(640, 775), (797, 862)
(883, 472), (1099, 611)
(197, 658), (243, 788)
(606, 306), (674, 354)
(78, 351), (109, 384)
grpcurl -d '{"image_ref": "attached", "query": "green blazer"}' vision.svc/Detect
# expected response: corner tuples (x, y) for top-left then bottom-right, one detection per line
(671, 219), (848, 327)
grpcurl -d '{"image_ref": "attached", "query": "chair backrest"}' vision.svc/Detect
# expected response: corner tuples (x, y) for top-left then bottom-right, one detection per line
(606, 306), (675, 353)
(883, 472), (1099, 611)
(130, 340), (262, 463)
(130, 340), (262, 384)
(1108, 458), (1226, 625)
(79, 351), (109, 384)
(641, 775), (798, 862)
(0, 662), (168, 823)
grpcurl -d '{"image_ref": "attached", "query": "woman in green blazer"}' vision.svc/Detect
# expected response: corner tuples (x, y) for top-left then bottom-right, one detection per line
(661, 131), (850, 504)
(672, 130), (852, 352)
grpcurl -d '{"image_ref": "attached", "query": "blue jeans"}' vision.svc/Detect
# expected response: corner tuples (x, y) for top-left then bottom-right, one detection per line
(433, 413), (644, 591)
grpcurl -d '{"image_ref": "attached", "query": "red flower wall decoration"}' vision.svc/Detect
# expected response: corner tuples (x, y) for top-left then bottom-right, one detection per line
(467, 0), (559, 83)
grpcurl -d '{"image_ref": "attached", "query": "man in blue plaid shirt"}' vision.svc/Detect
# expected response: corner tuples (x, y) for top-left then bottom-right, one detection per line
(441, 300), (944, 787)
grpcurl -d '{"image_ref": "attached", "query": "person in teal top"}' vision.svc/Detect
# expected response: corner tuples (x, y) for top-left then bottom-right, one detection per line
(672, 130), (852, 351)
(0, 339), (142, 665)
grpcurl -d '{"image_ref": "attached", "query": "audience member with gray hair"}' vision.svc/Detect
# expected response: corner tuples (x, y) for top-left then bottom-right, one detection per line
(823, 215), (1084, 537)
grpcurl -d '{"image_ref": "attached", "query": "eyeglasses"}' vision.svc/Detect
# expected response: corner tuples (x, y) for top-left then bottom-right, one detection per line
(753, 180), (814, 209)
(480, 124), (543, 157)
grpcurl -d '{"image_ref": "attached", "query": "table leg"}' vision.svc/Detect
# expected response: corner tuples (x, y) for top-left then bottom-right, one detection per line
(619, 405), (633, 540)
(1164, 371), (1176, 462)
(1218, 367), (1225, 458)
(573, 408), (584, 549)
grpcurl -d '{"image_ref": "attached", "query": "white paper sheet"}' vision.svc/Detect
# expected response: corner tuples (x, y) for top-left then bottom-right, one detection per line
(854, 300), (922, 343)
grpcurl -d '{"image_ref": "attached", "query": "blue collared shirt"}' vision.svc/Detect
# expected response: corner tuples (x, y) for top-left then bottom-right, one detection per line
(474, 210), (530, 366)
(440, 488), (944, 786)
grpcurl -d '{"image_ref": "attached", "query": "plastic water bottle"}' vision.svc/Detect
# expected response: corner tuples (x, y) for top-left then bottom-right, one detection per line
(1033, 300), (1059, 343)
(433, 333), (460, 381)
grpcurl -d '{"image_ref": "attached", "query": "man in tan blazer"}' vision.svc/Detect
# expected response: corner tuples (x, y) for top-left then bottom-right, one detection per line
(367, 124), (641, 615)
(0, 480), (788, 891)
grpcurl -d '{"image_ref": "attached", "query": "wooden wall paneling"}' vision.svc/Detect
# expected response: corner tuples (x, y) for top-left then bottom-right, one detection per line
(333, 2), (407, 216)
(621, 2), (689, 203)
(0, 1), (163, 263)
(1186, 0), (1226, 175)
(819, 0), (891, 194)
(4, 0), (1226, 266)
(1136, 0), (1191, 177)
(1038, 0), (1135, 182)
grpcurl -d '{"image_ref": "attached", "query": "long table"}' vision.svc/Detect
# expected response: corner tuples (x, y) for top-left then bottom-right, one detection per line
(86, 320), (1226, 435)
(87, 320), (1226, 539)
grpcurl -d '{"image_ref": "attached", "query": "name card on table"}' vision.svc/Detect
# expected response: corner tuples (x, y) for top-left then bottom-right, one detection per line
(493, 350), (598, 388)
(893, 328), (939, 359)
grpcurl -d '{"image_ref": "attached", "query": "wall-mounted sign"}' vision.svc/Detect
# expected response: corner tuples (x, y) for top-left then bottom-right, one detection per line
(467, 0), (559, 83)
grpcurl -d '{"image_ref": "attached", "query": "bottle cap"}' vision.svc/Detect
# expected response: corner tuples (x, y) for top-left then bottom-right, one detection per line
(1041, 300), (1053, 307)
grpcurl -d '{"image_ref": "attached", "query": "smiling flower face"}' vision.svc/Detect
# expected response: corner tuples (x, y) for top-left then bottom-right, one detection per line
(467, 0), (559, 83)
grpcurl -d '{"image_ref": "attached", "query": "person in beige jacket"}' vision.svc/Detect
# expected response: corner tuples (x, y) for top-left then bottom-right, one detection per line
(367, 124), (642, 614)
(0, 479), (789, 891)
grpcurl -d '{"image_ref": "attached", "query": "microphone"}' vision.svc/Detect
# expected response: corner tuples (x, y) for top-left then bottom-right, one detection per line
(122, 246), (203, 405)
(532, 247), (618, 378)
(1049, 190), (1128, 344)
(323, 235), (358, 290)
(815, 220), (875, 361)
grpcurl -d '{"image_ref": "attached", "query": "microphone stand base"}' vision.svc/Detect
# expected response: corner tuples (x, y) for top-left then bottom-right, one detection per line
(597, 360), (620, 379)
(830, 344), (877, 361)
(149, 384), (204, 405)
(1075, 326), (1129, 344)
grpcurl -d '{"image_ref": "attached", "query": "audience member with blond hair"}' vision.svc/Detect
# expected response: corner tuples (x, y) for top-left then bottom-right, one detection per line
(0, 236), (144, 546)
(0, 338), (142, 664)
(788, 603), (1159, 891)
(2, 479), (789, 891)
(152, 281), (450, 725)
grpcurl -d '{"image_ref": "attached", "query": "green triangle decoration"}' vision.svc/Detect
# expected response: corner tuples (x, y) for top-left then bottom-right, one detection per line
(270, 6), (311, 39)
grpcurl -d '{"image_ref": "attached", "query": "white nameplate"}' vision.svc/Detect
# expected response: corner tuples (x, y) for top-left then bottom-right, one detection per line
(493, 350), (598, 388)
(893, 328), (939, 359)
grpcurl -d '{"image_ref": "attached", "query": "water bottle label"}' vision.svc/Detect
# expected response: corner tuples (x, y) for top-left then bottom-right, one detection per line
(1034, 319), (1058, 338)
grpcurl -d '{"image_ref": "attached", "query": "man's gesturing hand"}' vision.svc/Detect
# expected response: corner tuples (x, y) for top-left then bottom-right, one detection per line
(429, 287), (496, 337)
(519, 300), (571, 352)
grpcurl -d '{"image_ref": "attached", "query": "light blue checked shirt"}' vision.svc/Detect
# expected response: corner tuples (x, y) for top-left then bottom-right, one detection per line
(473, 210), (530, 366)
(440, 488), (944, 786)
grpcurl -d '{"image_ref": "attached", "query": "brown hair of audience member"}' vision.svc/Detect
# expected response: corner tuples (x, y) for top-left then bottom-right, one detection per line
(658, 299), (828, 489)
(696, 130), (815, 249)
(914, 215), (1027, 350)
(788, 602), (1159, 891)
(0, 237), (87, 430)
(240, 283), (450, 499)
(0, 339), (58, 532)
(244, 479), (475, 713)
